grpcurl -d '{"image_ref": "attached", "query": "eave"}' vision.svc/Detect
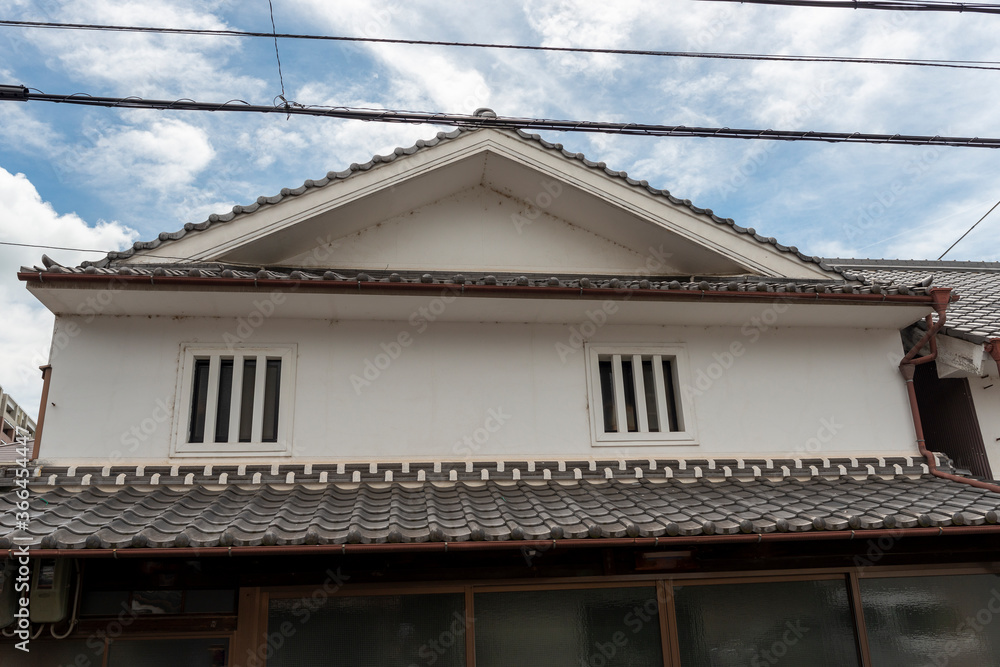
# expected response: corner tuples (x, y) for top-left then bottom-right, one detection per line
(19, 271), (943, 329)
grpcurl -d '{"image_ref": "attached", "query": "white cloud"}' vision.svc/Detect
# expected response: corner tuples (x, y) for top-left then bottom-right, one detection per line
(883, 196), (1000, 261)
(69, 117), (215, 195)
(18, 0), (265, 99)
(0, 168), (138, 413)
(522, 0), (644, 74)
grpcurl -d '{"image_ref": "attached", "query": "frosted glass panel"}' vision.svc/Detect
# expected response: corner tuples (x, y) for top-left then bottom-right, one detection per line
(673, 579), (860, 666)
(475, 587), (662, 667)
(862, 574), (1000, 666)
(107, 638), (228, 666)
(268, 593), (466, 667)
(0, 640), (93, 666)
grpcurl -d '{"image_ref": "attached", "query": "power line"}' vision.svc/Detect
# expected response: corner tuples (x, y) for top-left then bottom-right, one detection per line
(938, 198), (1000, 259)
(0, 240), (109, 253)
(0, 240), (274, 268)
(265, 0), (286, 104)
(693, 0), (1000, 13)
(0, 240), (192, 263)
(1, 19), (999, 72)
(2, 85), (999, 149)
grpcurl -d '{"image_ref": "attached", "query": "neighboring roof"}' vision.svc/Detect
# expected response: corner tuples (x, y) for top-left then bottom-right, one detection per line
(4, 456), (998, 551)
(827, 259), (1000, 343)
(0, 441), (26, 464)
(19, 264), (937, 299)
(82, 126), (847, 278)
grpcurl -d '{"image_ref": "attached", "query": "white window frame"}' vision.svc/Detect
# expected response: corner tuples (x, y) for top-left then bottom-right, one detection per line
(170, 343), (296, 457)
(585, 343), (697, 447)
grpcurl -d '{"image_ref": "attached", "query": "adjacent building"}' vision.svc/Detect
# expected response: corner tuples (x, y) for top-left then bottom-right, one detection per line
(0, 385), (36, 464)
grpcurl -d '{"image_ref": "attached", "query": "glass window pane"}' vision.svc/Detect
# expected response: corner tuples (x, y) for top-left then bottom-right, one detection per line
(262, 358), (281, 442)
(238, 358), (256, 442)
(214, 359), (233, 442)
(662, 359), (680, 431)
(641, 359), (659, 432)
(621, 359), (638, 432)
(188, 358), (210, 443)
(185, 589), (236, 614)
(475, 587), (662, 667)
(107, 638), (228, 667)
(0, 640), (96, 666)
(131, 589), (183, 614)
(267, 593), (466, 667)
(673, 579), (860, 667)
(598, 359), (617, 432)
(861, 573), (1000, 666)
(81, 589), (130, 616)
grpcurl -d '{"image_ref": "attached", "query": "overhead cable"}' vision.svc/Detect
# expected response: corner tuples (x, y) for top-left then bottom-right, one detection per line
(938, 198), (1000, 259)
(265, 0), (288, 107)
(0, 240), (278, 268)
(1, 19), (999, 71)
(1, 85), (998, 149)
(692, 0), (1000, 14)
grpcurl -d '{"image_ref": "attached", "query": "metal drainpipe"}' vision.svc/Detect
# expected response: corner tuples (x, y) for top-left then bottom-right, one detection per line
(900, 289), (1000, 493)
(986, 339), (1000, 377)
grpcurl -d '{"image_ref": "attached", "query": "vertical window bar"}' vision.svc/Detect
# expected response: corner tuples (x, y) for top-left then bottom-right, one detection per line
(201, 357), (220, 446)
(261, 358), (282, 443)
(188, 359), (210, 443)
(250, 354), (267, 443)
(662, 358), (681, 431)
(238, 358), (256, 442)
(652, 355), (670, 433)
(632, 354), (649, 433)
(598, 358), (617, 433)
(641, 358), (660, 432)
(227, 355), (244, 444)
(214, 359), (234, 443)
(612, 354), (628, 434)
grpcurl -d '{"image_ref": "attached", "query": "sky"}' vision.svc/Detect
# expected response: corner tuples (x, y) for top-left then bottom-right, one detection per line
(1, 0), (1000, 414)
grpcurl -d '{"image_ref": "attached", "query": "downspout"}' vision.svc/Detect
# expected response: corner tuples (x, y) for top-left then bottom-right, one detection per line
(31, 365), (52, 461)
(899, 289), (1000, 493)
(986, 339), (1000, 378)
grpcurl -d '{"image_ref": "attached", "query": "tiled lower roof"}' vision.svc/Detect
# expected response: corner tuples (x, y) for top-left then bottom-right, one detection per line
(3, 457), (998, 550)
(827, 259), (1000, 343)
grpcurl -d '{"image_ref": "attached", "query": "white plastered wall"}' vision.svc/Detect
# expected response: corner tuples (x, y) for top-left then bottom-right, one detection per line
(37, 313), (919, 464)
(969, 371), (1000, 478)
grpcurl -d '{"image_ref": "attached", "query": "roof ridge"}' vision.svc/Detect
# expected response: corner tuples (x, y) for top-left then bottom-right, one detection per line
(81, 125), (847, 278)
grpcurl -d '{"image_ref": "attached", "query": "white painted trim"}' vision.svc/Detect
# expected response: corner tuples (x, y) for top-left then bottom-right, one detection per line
(170, 343), (297, 457)
(585, 343), (698, 447)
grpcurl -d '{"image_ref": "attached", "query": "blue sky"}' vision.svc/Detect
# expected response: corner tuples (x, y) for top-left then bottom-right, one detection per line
(2, 0), (1000, 412)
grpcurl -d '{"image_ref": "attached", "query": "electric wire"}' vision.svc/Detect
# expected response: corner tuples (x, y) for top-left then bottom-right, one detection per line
(1, 240), (117, 253)
(2, 86), (999, 149)
(265, 0), (287, 104)
(1, 19), (999, 71)
(692, 0), (1000, 14)
(937, 198), (1000, 259)
(0, 240), (322, 269)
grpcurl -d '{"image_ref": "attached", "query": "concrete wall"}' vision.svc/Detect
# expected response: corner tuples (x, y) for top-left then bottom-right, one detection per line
(37, 312), (920, 464)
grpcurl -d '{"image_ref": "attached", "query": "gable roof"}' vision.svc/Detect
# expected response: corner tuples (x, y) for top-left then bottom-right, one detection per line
(827, 259), (1000, 343)
(85, 126), (852, 280)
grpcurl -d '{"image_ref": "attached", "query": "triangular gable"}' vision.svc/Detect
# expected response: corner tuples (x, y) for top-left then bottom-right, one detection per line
(108, 128), (842, 280)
